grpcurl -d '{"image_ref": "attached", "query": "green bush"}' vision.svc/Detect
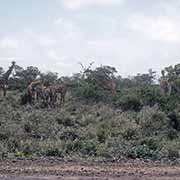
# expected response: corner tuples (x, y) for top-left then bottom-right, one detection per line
(42, 148), (63, 157)
(1, 89), (180, 161)
(138, 106), (168, 136)
(129, 144), (161, 160)
(96, 143), (109, 157)
(160, 140), (180, 160)
(140, 137), (160, 151)
(114, 93), (142, 112)
(73, 139), (97, 156)
(73, 79), (111, 103)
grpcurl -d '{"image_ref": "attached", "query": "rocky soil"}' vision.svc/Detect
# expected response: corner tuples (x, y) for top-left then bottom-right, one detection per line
(0, 158), (180, 180)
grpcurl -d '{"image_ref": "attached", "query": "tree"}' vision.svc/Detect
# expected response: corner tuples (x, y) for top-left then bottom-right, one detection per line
(132, 69), (156, 86)
(40, 71), (58, 86)
(72, 65), (117, 102)
(10, 66), (41, 90)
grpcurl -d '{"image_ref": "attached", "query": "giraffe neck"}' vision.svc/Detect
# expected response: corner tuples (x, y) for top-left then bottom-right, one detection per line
(2, 63), (15, 82)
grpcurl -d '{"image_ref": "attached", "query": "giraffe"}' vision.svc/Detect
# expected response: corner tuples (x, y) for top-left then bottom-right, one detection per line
(51, 83), (67, 108)
(27, 80), (42, 102)
(0, 61), (16, 97)
(26, 81), (55, 108)
(97, 77), (117, 96)
(102, 79), (117, 95)
(21, 80), (43, 105)
(39, 85), (55, 108)
(24, 80), (68, 108)
(160, 79), (171, 95)
(37, 83), (67, 108)
(159, 70), (172, 95)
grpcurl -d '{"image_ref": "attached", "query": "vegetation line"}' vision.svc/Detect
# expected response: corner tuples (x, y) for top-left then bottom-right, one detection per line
(0, 62), (180, 162)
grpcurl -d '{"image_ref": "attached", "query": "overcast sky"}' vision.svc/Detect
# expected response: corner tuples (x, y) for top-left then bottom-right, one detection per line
(0, 0), (180, 77)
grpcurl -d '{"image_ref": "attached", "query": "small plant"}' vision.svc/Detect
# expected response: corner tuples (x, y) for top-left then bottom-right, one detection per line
(160, 140), (180, 160)
(80, 140), (97, 156)
(129, 144), (161, 160)
(96, 143), (110, 158)
(42, 148), (63, 157)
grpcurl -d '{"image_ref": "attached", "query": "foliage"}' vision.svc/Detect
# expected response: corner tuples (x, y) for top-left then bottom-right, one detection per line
(129, 144), (161, 160)
(2, 62), (180, 162)
(114, 91), (143, 112)
(40, 71), (58, 86)
(71, 65), (117, 103)
(10, 66), (40, 90)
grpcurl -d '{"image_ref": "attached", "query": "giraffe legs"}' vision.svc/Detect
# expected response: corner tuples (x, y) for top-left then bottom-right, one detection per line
(59, 93), (65, 108)
(0, 88), (3, 97)
(0, 85), (7, 97)
(3, 89), (6, 97)
(60, 94), (63, 108)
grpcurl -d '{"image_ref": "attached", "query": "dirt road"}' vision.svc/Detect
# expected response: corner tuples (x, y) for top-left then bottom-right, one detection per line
(0, 158), (180, 180)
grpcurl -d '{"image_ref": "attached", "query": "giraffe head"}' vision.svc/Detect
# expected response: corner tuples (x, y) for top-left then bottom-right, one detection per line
(11, 61), (16, 66)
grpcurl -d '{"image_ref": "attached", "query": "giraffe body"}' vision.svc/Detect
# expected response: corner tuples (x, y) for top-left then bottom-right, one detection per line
(160, 79), (171, 95)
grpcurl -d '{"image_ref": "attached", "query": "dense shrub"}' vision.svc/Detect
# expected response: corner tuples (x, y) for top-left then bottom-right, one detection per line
(160, 140), (180, 160)
(168, 111), (180, 131)
(138, 106), (168, 136)
(114, 93), (142, 112)
(1, 85), (180, 161)
(129, 144), (161, 160)
(3, 62), (180, 162)
(72, 79), (112, 103)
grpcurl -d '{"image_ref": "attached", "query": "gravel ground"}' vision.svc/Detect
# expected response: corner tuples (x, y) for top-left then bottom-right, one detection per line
(0, 158), (180, 180)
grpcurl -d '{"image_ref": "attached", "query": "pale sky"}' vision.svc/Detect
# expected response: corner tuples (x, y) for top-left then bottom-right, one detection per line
(0, 0), (180, 77)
